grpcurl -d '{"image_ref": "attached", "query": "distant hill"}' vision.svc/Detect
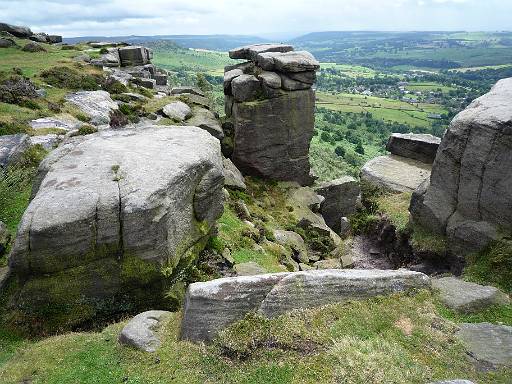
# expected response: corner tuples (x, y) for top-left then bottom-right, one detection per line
(64, 34), (269, 51)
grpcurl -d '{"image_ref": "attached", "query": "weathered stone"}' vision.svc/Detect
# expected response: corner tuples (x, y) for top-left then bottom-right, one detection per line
(273, 230), (308, 263)
(410, 78), (512, 254)
(47, 35), (62, 44)
(162, 101), (192, 122)
(299, 263), (314, 271)
(280, 74), (312, 91)
(0, 134), (30, 168)
(21, 42), (46, 52)
(30, 134), (62, 150)
(224, 61), (255, 74)
(0, 38), (15, 48)
(137, 78), (156, 89)
(231, 74), (261, 102)
(223, 157), (246, 190)
(256, 51), (320, 73)
(180, 269), (430, 342)
(232, 89), (315, 185)
(339, 217), (351, 238)
(315, 176), (360, 233)
(153, 73), (168, 86)
(29, 33), (48, 43)
(234, 262), (266, 276)
(185, 107), (224, 140)
(433, 277), (510, 313)
(170, 86), (205, 97)
(8, 126), (224, 331)
(386, 133), (441, 164)
(0, 23), (32, 38)
(65, 91), (119, 125)
(229, 43), (294, 61)
(118, 46), (152, 67)
(29, 116), (81, 131)
(314, 258), (342, 269)
(119, 310), (171, 352)
(288, 71), (317, 85)
(257, 71), (282, 89)
(223, 69), (243, 94)
(457, 323), (512, 368)
(361, 155), (432, 193)
(177, 93), (211, 110)
(92, 49), (120, 67)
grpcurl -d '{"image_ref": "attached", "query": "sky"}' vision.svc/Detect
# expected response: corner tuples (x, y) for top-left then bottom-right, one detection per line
(0, 0), (510, 38)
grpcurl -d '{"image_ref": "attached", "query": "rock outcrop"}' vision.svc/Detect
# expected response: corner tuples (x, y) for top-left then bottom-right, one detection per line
(6, 126), (224, 332)
(0, 133), (30, 168)
(0, 22), (33, 38)
(410, 78), (512, 254)
(315, 176), (360, 234)
(225, 44), (319, 186)
(65, 90), (118, 125)
(386, 133), (441, 164)
(119, 310), (171, 352)
(180, 269), (430, 342)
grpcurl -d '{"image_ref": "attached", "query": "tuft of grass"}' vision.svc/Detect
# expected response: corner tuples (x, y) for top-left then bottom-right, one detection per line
(464, 239), (512, 295)
(410, 224), (447, 254)
(376, 192), (412, 232)
(436, 301), (512, 326)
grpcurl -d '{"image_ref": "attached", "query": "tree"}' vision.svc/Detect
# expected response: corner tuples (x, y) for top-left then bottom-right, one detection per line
(320, 132), (331, 142)
(355, 142), (365, 155)
(335, 146), (346, 157)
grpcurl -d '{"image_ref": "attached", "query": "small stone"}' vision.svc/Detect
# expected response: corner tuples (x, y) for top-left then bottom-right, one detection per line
(223, 158), (246, 190)
(119, 310), (171, 352)
(234, 262), (266, 276)
(162, 101), (192, 122)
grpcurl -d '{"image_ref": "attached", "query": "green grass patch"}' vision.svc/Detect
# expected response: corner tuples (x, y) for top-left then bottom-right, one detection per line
(410, 224), (447, 254)
(2, 291), (510, 383)
(376, 192), (412, 231)
(436, 301), (512, 326)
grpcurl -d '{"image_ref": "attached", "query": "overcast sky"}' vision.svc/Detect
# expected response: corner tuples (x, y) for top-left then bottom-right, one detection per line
(0, 0), (510, 38)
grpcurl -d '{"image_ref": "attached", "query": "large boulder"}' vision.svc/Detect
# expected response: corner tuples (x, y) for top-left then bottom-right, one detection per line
(256, 51), (320, 73)
(6, 126), (224, 332)
(180, 269), (430, 342)
(315, 176), (360, 233)
(0, 134), (30, 169)
(65, 91), (118, 125)
(361, 155), (432, 193)
(0, 37), (15, 48)
(119, 310), (171, 352)
(231, 89), (315, 185)
(0, 23), (32, 38)
(229, 43), (294, 61)
(410, 78), (512, 254)
(386, 133), (441, 164)
(118, 46), (152, 67)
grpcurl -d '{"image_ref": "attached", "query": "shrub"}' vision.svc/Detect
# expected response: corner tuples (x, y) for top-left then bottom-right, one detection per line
(109, 110), (129, 128)
(77, 124), (98, 135)
(40, 66), (101, 90)
(0, 121), (30, 136)
(102, 78), (128, 94)
(334, 145), (345, 157)
(0, 74), (38, 105)
(99, 47), (108, 54)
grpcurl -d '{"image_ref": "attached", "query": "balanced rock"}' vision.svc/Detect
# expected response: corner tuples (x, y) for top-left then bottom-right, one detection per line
(180, 269), (430, 342)
(229, 43), (294, 61)
(0, 133), (30, 168)
(119, 310), (171, 352)
(7, 126), (224, 332)
(315, 176), (360, 233)
(432, 277), (510, 313)
(65, 90), (118, 125)
(410, 78), (512, 254)
(386, 133), (441, 164)
(361, 155), (432, 193)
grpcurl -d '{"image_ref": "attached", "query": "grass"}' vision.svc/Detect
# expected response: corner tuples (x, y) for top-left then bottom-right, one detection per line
(320, 63), (377, 78)
(405, 82), (456, 94)
(1, 291), (510, 383)
(436, 301), (512, 327)
(375, 192), (412, 232)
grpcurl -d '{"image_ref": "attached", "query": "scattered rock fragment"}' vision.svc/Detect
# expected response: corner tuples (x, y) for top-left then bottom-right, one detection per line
(119, 310), (171, 352)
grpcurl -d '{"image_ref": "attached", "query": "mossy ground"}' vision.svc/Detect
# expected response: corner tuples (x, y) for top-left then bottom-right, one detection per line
(1, 291), (510, 383)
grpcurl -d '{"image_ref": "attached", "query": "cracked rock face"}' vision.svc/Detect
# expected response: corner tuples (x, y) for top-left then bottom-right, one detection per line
(7, 126), (224, 331)
(410, 78), (512, 254)
(180, 269), (430, 342)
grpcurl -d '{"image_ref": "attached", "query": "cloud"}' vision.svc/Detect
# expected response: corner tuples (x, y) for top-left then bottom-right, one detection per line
(0, 0), (509, 37)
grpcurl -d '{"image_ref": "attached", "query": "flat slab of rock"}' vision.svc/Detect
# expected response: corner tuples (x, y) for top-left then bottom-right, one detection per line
(65, 91), (118, 125)
(0, 134), (30, 168)
(170, 86), (205, 97)
(8, 126), (224, 329)
(433, 277), (510, 313)
(457, 323), (512, 368)
(386, 133), (441, 164)
(256, 51), (320, 73)
(361, 155), (431, 193)
(234, 262), (266, 276)
(119, 310), (171, 352)
(229, 43), (294, 61)
(30, 134), (62, 151)
(180, 269), (430, 342)
(29, 116), (82, 131)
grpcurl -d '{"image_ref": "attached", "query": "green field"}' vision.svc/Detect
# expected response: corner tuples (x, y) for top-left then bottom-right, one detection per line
(320, 63), (377, 78)
(405, 82), (456, 93)
(316, 92), (446, 128)
(151, 48), (234, 76)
